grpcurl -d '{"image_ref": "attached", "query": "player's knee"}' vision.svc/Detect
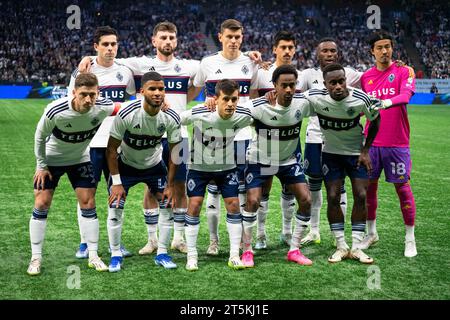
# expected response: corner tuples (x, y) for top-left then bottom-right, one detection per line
(327, 192), (340, 207)
(246, 196), (260, 212)
(224, 198), (240, 213)
(79, 198), (95, 209)
(353, 189), (367, 207)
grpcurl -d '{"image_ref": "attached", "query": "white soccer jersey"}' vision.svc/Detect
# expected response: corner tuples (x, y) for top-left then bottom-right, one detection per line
(193, 52), (259, 141)
(299, 67), (362, 143)
(35, 97), (115, 169)
(68, 59), (136, 148)
(256, 63), (302, 97)
(109, 99), (182, 170)
(115, 55), (199, 138)
(180, 104), (253, 172)
(305, 87), (379, 155)
(245, 95), (312, 166)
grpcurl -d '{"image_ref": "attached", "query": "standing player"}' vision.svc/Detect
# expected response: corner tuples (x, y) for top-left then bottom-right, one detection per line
(243, 65), (313, 267)
(191, 19), (260, 255)
(305, 63), (380, 264)
(360, 31), (417, 257)
(27, 73), (115, 275)
(254, 31), (302, 249)
(298, 38), (362, 246)
(180, 79), (253, 271)
(106, 72), (182, 272)
(69, 26), (135, 259)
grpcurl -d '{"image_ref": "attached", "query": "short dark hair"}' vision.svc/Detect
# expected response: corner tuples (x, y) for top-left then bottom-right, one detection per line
(368, 31), (394, 49)
(141, 71), (164, 86)
(273, 31), (296, 47)
(215, 79), (239, 97)
(322, 63), (345, 79)
(153, 21), (177, 36)
(93, 26), (118, 44)
(317, 37), (336, 47)
(74, 73), (98, 88)
(272, 64), (298, 84)
(220, 19), (243, 33)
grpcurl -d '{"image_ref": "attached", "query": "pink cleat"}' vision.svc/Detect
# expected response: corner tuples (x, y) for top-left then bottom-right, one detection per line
(287, 249), (313, 266)
(241, 250), (254, 268)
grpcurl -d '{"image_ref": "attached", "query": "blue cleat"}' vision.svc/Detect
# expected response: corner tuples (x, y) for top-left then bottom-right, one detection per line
(109, 256), (123, 272)
(108, 245), (133, 258)
(154, 254), (177, 269)
(75, 243), (89, 259)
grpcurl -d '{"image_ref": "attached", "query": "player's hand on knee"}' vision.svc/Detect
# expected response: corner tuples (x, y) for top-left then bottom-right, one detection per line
(78, 56), (92, 73)
(265, 90), (277, 106)
(34, 169), (52, 190)
(109, 185), (126, 208)
(162, 186), (176, 209)
(205, 97), (217, 112)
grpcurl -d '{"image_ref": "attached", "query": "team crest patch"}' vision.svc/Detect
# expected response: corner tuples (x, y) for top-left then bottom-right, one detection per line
(91, 118), (100, 126)
(295, 110), (301, 120)
(241, 65), (249, 75)
(246, 172), (254, 184)
(157, 123), (166, 134)
(187, 179), (196, 192)
(346, 107), (356, 116)
(322, 164), (329, 176)
(388, 73), (395, 82)
(116, 72), (123, 82)
(174, 64), (181, 73)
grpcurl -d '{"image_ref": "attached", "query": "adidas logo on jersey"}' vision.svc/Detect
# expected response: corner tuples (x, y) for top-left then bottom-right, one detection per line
(313, 80), (319, 84)
(65, 123), (72, 128)
(270, 116), (278, 121)
(149, 66), (155, 71)
(322, 107), (330, 112)
(215, 69), (222, 74)
(133, 124), (141, 129)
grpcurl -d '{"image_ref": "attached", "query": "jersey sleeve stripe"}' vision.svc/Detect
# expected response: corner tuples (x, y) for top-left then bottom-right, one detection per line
(352, 90), (371, 108)
(164, 109), (181, 124)
(118, 101), (141, 119)
(46, 101), (69, 119)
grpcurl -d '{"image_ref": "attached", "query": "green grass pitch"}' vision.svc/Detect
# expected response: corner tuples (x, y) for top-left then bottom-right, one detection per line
(0, 99), (449, 300)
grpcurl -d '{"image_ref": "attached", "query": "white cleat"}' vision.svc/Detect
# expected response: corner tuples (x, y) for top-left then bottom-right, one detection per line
(171, 238), (188, 254)
(404, 239), (417, 257)
(185, 257), (198, 271)
(138, 239), (158, 255)
(300, 231), (321, 246)
(328, 248), (349, 263)
(228, 256), (246, 270)
(27, 258), (42, 276)
(359, 233), (379, 250)
(255, 235), (267, 250)
(206, 240), (219, 256)
(349, 248), (374, 264)
(88, 256), (108, 272)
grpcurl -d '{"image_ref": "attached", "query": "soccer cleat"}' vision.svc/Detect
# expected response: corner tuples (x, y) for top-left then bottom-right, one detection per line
(359, 233), (379, 250)
(241, 250), (254, 268)
(185, 257), (198, 271)
(108, 256), (123, 273)
(138, 239), (158, 255)
(27, 258), (41, 276)
(206, 240), (219, 256)
(108, 245), (133, 258)
(255, 235), (267, 250)
(279, 233), (292, 246)
(88, 256), (108, 272)
(171, 238), (188, 254)
(228, 256), (246, 270)
(75, 243), (89, 259)
(328, 248), (349, 263)
(287, 249), (313, 266)
(404, 239), (417, 258)
(300, 231), (321, 246)
(349, 248), (374, 264)
(154, 253), (177, 269)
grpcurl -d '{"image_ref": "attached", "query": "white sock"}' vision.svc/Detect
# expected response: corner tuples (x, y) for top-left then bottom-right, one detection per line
(107, 207), (123, 257)
(238, 193), (246, 214)
(76, 202), (86, 243)
(157, 208), (173, 255)
(173, 208), (186, 241)
(242, 210), (257, 252)
(367, 219), (377, 235)
(206, 189), (221, 242)
(226, 213), (243, 258)
(30, 217), (47, 260)
(351, 230), (365, 250)
(184, 216), (200, 259)
(79, 214), (99, 253)
(405, 225), (415, 241)
(331, 228), (347, 250)
(257, 199), (269, 238)
(340, 190), (348, 219)
(290, 213), (310, 250)
(310, 190), (322, 233)
(143, 208), (159, 242)
(281, 195), (295, 235)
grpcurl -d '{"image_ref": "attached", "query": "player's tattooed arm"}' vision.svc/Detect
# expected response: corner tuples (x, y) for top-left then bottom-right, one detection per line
(106, 136), (126, 208)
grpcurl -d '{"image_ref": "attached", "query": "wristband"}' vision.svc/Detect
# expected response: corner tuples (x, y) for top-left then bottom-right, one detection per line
(111, 174), (122, 185)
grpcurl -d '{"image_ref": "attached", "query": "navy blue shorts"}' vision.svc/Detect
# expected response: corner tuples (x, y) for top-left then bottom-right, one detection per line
(234, 139), (250, 182)
(245, 162), (307, 190)
(321, 152), (368, 182)
(34, 162), (97, 190)
(89, 147), (109, 183)
(304, 142), (322, 177)
(162, 137), (188, 182)
(110, 159), (167, 195)
(187, 168), (239, 198)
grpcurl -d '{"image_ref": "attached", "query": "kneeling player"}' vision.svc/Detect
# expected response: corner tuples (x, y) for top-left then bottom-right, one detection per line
(106, 72), (181, 271)
(305, 63), (380, 264)
(180, 79), (253, 270)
